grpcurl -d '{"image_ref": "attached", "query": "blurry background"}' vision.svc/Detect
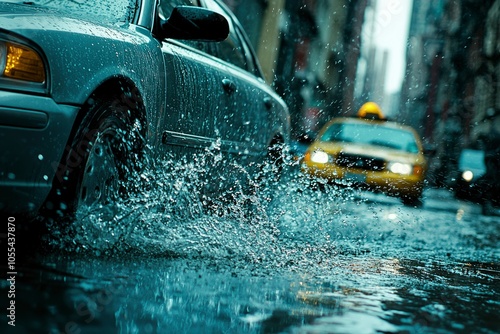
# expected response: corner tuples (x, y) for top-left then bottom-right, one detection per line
(222, 0), (500, 189)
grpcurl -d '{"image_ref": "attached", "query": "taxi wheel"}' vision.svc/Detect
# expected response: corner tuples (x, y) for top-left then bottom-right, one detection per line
(44, 89), (144, 224)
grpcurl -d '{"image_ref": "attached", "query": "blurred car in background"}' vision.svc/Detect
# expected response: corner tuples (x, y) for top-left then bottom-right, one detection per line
(301, 102), (427, 205)
(453, 148), (486, 201)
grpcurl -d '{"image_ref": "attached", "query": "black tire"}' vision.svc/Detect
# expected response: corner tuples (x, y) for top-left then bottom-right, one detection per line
(44, 90), (144, 223)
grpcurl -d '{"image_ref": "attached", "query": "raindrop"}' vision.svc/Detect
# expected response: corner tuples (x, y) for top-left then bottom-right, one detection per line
(38, 154), (44, 161)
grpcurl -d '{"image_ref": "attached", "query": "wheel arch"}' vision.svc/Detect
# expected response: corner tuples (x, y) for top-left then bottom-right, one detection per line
(76, 76), (148, 138)
(43, 76), (149, 217)
(50, 76), (149, 192)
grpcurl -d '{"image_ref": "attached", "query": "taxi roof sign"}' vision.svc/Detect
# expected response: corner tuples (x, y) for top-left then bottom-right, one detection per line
(357, 102), (386, 120)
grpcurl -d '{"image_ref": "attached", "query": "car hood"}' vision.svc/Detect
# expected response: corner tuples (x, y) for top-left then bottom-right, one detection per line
(311, 141), (426, 165)
(0, 2), (135, 41)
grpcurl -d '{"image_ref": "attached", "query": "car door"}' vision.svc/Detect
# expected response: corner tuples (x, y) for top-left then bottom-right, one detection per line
(158, 0), (224, 154)
(200, 0), (273, 165)
(157, 0), (258, 194)
(157, 0), (283, 193)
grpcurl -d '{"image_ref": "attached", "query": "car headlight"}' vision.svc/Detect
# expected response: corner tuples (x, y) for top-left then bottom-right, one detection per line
(310, 150), (330, 164)
(387, 162), (412, 175)
(462, 170), (474, 182)
(0, 41), (45, 83)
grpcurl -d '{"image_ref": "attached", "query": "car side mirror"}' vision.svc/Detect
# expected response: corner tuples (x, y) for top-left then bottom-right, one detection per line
(159, 6), (229, 42)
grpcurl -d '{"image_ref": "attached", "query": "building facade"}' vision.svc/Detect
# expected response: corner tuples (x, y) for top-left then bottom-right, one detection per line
(400, 0), (499, 186)
(222, 0), (368, 138)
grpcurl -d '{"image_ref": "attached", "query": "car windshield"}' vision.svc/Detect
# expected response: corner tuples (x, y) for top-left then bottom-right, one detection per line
(3, 0), (138, 24)
(459, 149), (486, 170)
(320, 122), (419, 154)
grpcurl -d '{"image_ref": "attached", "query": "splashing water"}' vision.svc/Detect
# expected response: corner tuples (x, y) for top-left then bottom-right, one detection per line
(44, 146), (497, 277)
(44, 146), (355, 270)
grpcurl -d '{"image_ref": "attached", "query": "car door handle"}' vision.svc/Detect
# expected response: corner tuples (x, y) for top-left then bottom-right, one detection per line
(222, 78), (236, 94)
(264, 96), (273, 110)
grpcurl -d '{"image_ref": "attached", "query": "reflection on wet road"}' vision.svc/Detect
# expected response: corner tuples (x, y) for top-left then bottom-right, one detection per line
(1, 183), (499, 333)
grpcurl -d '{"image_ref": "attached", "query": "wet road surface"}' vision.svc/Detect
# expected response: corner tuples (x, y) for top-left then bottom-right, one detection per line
(2, 182), (499, 333)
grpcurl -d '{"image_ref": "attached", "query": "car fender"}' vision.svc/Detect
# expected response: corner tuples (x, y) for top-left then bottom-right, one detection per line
(0, 13), (166, 136)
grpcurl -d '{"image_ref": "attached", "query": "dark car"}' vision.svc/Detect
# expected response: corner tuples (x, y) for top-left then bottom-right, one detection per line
(453, 148), (486, 201)
(0, 0), (290, 220)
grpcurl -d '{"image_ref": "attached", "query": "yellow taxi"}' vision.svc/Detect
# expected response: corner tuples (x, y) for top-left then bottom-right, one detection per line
(301, 102), (427, 205)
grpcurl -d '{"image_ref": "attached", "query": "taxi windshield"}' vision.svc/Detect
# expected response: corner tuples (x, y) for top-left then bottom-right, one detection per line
(320, 122), (419, 154)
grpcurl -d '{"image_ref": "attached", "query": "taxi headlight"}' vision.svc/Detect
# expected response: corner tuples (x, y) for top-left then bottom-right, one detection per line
(0, 41), (45, 83)
(462, 170), (474, 182)
(310, 150), (330, 164)
(388, 162), (412, 175)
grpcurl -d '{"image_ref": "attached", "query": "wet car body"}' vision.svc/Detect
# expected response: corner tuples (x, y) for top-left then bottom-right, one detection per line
(0, 0), (290, 218)
(301, 115), (427, 205)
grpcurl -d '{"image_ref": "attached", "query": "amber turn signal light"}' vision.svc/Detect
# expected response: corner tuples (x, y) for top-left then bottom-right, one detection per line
(1, 42), (45, 83)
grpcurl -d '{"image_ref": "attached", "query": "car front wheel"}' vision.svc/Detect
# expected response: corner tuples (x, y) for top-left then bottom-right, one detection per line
(45, 89), (145, 223)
